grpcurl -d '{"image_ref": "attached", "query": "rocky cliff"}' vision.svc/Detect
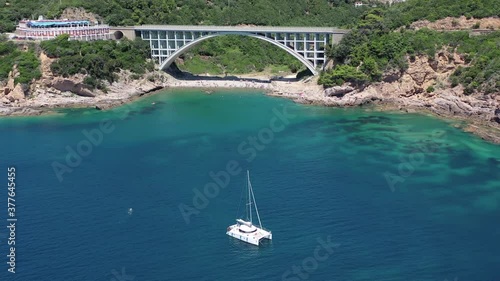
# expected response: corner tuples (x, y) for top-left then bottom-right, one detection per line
(270, 48), (500, 143)
(0, 51), (170, 116)
(0, 66), (27, 104)
(59, 7), (102, 23)
(410, 16), (500, 31)
(0, 48), (498, 143)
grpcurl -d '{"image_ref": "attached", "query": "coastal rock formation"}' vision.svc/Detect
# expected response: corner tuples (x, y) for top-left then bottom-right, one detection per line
(325, 85), (355, 97)
(0, 66), (171, 116)
(39, 52), (54, 77)
(269, 48), (499, 143)
(49, 78), (95, 97)
(59, 7), (102, 23)
(0, 66), (28, 102)
(410, 16), (500, 30)
(0, 48), (497, 143)
(1, 66), (19, 96)
(493, 109), (500, 124)
(7, 84), (26, 101)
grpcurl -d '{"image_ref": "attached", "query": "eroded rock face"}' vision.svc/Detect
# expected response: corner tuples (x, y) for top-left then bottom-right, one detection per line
(316, 48), (499, 129)
(6, 75), (15, 93)
(60, 7), (101, 22)
(39, 52), (54, 78)
(410, 16), (500, 30)
(325, 85), (355, 97)
(7, 84), (26, 101)
(1, 66), (19, 97)
(493, 109), (500, 124)
(382, 68), (402, 83)
(1, 96), (10, 104)
(406, 56), (437, 86)
(50, 79), (95, 97)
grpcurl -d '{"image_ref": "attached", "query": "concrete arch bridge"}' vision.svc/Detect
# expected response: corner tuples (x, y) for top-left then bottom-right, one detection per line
(111, 25), (349, 75)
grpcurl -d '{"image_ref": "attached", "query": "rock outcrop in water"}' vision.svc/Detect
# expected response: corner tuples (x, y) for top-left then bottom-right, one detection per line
(0, 51), (170, 116)
(269, 49), (499, 143)
(0, 48), (498, 143)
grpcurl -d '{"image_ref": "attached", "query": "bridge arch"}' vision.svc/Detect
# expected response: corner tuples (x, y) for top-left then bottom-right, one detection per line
(158, 32), (318, 75)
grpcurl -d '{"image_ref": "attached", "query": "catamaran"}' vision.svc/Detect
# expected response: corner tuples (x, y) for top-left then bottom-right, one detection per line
(226, 171), (272, 246)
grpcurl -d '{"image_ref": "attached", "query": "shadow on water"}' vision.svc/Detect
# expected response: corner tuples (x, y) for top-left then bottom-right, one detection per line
(449, 150), (477, 169)
(333, 116), (395, 135)
(487, 157), (500, 169)
(336, 115), (392, 126)
(138, 104), (162, 115)
(347, 135), (378, 146)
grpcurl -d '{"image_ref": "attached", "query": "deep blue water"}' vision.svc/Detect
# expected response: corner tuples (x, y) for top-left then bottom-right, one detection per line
(0, 89), (499, 281)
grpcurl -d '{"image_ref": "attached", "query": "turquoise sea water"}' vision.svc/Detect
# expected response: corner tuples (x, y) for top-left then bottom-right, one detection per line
(0, 89), (499, 281)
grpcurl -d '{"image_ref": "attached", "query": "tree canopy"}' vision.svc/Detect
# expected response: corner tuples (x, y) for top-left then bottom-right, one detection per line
(319, 2), (500, 94)
(1, 0), (499, 93)
(0, 36), (41, 85)
(40, 35), (154, 89)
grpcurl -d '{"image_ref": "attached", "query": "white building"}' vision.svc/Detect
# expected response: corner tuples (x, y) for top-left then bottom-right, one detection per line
(15, 19), (111, 41)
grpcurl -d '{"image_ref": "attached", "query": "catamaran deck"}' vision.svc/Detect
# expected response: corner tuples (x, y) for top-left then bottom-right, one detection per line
(226, 224), (272, 246)
(226, 171), (272, 246)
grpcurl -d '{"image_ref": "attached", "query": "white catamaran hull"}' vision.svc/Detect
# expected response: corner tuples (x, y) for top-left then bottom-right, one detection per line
(227, 171), (272, 246)
(226, 224), (272, 246)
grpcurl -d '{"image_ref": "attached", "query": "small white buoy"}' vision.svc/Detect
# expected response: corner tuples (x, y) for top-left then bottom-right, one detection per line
(128, 208), (133, 215)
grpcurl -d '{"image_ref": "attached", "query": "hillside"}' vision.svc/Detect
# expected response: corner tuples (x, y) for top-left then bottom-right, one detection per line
(2, 0), (499, 77)
(0, 0), (499, 142)
(0, 0), (366, 31)
(0, 0), (368, 75)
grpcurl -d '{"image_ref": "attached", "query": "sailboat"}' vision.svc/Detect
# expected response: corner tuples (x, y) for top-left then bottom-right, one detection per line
(226, 171), (272, 246)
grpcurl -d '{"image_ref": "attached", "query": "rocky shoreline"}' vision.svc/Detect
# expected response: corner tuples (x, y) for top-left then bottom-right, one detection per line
(268, 87), (500, 144)
(267, 52), (500, 144)
(0, 51), (498, 144)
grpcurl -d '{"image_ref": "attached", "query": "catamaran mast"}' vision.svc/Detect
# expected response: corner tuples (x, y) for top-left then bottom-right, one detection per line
(248, 170), (263, 228)
(247, 170), (252, 223)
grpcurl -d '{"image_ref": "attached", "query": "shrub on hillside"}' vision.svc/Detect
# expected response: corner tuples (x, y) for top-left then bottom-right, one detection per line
(42, 35), (153, 84)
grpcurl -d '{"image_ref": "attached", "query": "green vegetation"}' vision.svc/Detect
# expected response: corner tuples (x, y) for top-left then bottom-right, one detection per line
(383, 0), (500, 29)
(0, 0), (367, 76)
(0, 0), (366, 32)
(0, 36), (41, 85)
(448, 32), (500, 94)
(320, 3), (500, 94)
(1, 0), (499, 93)
(3, 0), (497, 32)
(178, 35), (305, 75)
(318, 65), (368, 87)
(40, 34), (154, 88)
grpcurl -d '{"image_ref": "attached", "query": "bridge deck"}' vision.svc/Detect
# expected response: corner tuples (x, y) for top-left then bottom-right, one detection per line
(134, 25), (349, 34)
